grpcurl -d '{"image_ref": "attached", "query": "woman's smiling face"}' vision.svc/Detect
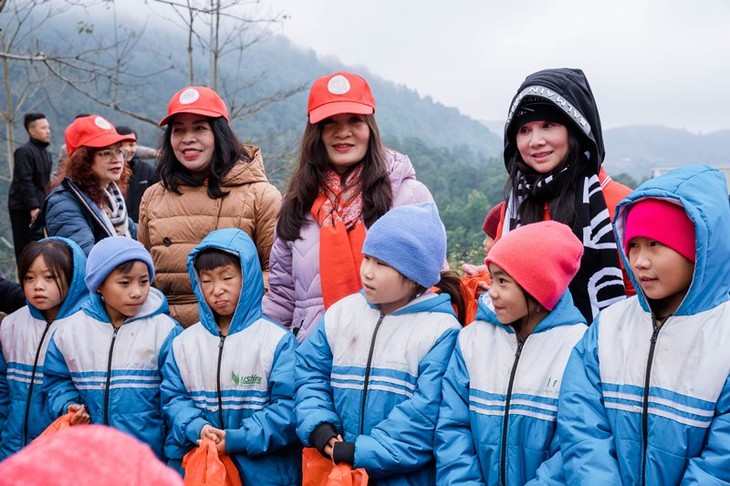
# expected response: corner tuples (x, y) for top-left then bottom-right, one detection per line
(170, 113), (216, 175)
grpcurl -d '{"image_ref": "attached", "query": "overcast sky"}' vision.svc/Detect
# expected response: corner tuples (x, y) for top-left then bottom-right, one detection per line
(267, 0), (729, 133)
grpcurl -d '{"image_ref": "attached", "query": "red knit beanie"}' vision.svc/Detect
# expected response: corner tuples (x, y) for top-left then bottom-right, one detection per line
(482, 202), (504, 239)
(486, 221), (583, 310)
(624, 198), (695, 262)
(0, 425), (182, 486)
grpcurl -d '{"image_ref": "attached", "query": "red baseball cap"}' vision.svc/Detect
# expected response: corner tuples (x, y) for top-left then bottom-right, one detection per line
(64, 116), (135, 157)
(307, 72), (376, 124)
(159, 86), (229, 126)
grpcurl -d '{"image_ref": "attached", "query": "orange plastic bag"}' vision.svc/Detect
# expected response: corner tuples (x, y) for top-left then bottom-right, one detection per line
(34, 411), (74, 442)
(460, 270), (491, 324)
(302, 447), (368, 486)
(182, 438), (243, 486)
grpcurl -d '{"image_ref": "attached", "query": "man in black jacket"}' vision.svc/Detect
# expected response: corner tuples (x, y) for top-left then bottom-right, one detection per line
(7, 113), (52, 271)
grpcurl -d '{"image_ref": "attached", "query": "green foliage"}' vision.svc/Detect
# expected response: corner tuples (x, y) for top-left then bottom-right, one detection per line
(384, 136), (507, 268)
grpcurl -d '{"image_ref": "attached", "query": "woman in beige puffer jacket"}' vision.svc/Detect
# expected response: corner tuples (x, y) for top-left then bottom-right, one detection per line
(138, 86), (281, 327)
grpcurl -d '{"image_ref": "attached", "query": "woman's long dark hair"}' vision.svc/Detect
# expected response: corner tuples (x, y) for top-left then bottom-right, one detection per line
(505, 130), (585, 231)
(276, 114), (393, 241)
(51, 147), (132, 207)
(156, 116), (250, 199)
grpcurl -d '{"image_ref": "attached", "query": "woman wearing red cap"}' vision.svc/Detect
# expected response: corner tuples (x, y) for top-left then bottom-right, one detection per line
(262, 71), (436, 343)
(33, 115), (137, 255)
(137, 86), (281, 327)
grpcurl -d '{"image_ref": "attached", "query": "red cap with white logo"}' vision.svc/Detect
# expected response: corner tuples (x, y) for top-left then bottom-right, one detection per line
(307, 72), (376, 124)
(64, 115), (135, 157)
(159, 86), (229, 126)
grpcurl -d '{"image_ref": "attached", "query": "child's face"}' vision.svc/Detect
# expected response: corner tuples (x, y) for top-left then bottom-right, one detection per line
(628, 237), (694, 317)
(23, 255), (66, 320)
(487, 263), (529, 324)
(360, 255), (417, 315)
(98, 261), (151, 324)
(199, 264), (242, 321)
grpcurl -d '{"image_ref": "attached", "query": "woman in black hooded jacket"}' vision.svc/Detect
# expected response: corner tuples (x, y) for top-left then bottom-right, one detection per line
(466, 68), (633, 322)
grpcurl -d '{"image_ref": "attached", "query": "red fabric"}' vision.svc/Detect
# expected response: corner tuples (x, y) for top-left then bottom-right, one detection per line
(0, 425), (182, 486)
(160, 86), (229, 126)
(482, 202), (504, 238)
(302, 447), (368, 486)
(460, 270), (491, 324)
(307, 72), (376, 124)
(312, 166), (367, 309)
(487, 221), (583, 310)
(624, 198), (695, 262)
(182, 438), (242, 486)
(65, 115), (134, 156)
(496, 170), (637, 296)
(34, 411), (74, 442)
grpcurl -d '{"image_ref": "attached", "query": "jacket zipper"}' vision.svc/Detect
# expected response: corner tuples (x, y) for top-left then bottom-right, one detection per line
(216, 335), (226, 428)
(103, 326), (120, 425)
(641, 322), (661, 486)
(23, 320), (53, 445)
(500, 339), (525, 486)
(359, 312), (385, 435)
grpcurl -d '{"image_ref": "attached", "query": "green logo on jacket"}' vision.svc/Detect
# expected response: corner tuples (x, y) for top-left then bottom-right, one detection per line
(231, 371), (262, 386)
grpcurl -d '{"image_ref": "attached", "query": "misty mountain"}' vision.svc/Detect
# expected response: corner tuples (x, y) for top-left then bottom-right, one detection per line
(603, 126), (730, 179)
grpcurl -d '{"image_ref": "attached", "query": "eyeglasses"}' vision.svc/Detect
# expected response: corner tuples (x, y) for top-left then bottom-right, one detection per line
(95, 147), (130, 161)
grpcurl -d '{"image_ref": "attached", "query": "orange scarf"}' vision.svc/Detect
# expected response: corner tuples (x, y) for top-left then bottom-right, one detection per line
(312, 165), (367, 309)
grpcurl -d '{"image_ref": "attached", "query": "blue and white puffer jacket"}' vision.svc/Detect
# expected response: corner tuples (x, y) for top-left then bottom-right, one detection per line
(296, 291), (460, 486)
(436, 291), (587, 485)
(558, 165), (730, 485)
(161, 228), (300, 485)
(0, 237), (88, 459)
(43, 286), (180, 459)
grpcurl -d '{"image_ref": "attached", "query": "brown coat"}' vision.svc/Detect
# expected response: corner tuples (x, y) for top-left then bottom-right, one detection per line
(138, 145), (281, 327)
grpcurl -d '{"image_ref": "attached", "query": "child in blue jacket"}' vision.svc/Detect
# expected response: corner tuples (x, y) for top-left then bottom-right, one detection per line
(436, 221), (587, 485)
(160, 228), (300, 485)
(0, 238), (88, 459)
(43, 236), (181, 459)
(558, 165), (730, 484)
(296, 202), (463, 485)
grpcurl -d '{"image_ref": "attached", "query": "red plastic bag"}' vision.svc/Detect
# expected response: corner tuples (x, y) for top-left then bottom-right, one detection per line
(34, 411), (74, 442)
(182, 438), (243, 486)
(460, 270), (491, 324)
(302, 447), (368, 486)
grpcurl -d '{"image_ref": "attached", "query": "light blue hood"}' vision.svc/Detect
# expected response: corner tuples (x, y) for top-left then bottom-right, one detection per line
(27, 237), (89, 321)
(187, 228), (264, 336)
(614, 165), (730, 316)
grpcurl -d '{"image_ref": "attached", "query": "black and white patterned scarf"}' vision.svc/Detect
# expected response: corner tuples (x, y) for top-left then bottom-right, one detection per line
(504, 168), (626, 322)
(104, 182), (130, 237)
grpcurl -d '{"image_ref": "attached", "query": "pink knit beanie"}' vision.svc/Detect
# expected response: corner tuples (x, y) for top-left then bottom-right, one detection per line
(0, 425), (182, 486)
(624, 198), (695, 262)
(486, 221), (583, 310)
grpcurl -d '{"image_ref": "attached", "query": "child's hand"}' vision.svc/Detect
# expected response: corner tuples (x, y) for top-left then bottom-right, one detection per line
(199, 424), (224, 444)
(67, 404), (90, 425)
(214, 430), (226, 455)
(461, 263), (490, 291)
(324, 434), (343, 458)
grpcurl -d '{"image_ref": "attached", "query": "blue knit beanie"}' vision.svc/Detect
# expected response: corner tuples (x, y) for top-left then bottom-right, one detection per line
(85, 237), (155, 292)
(362, 202), (446, 288)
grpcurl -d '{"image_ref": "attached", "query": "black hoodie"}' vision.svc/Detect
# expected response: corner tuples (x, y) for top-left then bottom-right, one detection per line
(503, 68), (605, 172)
